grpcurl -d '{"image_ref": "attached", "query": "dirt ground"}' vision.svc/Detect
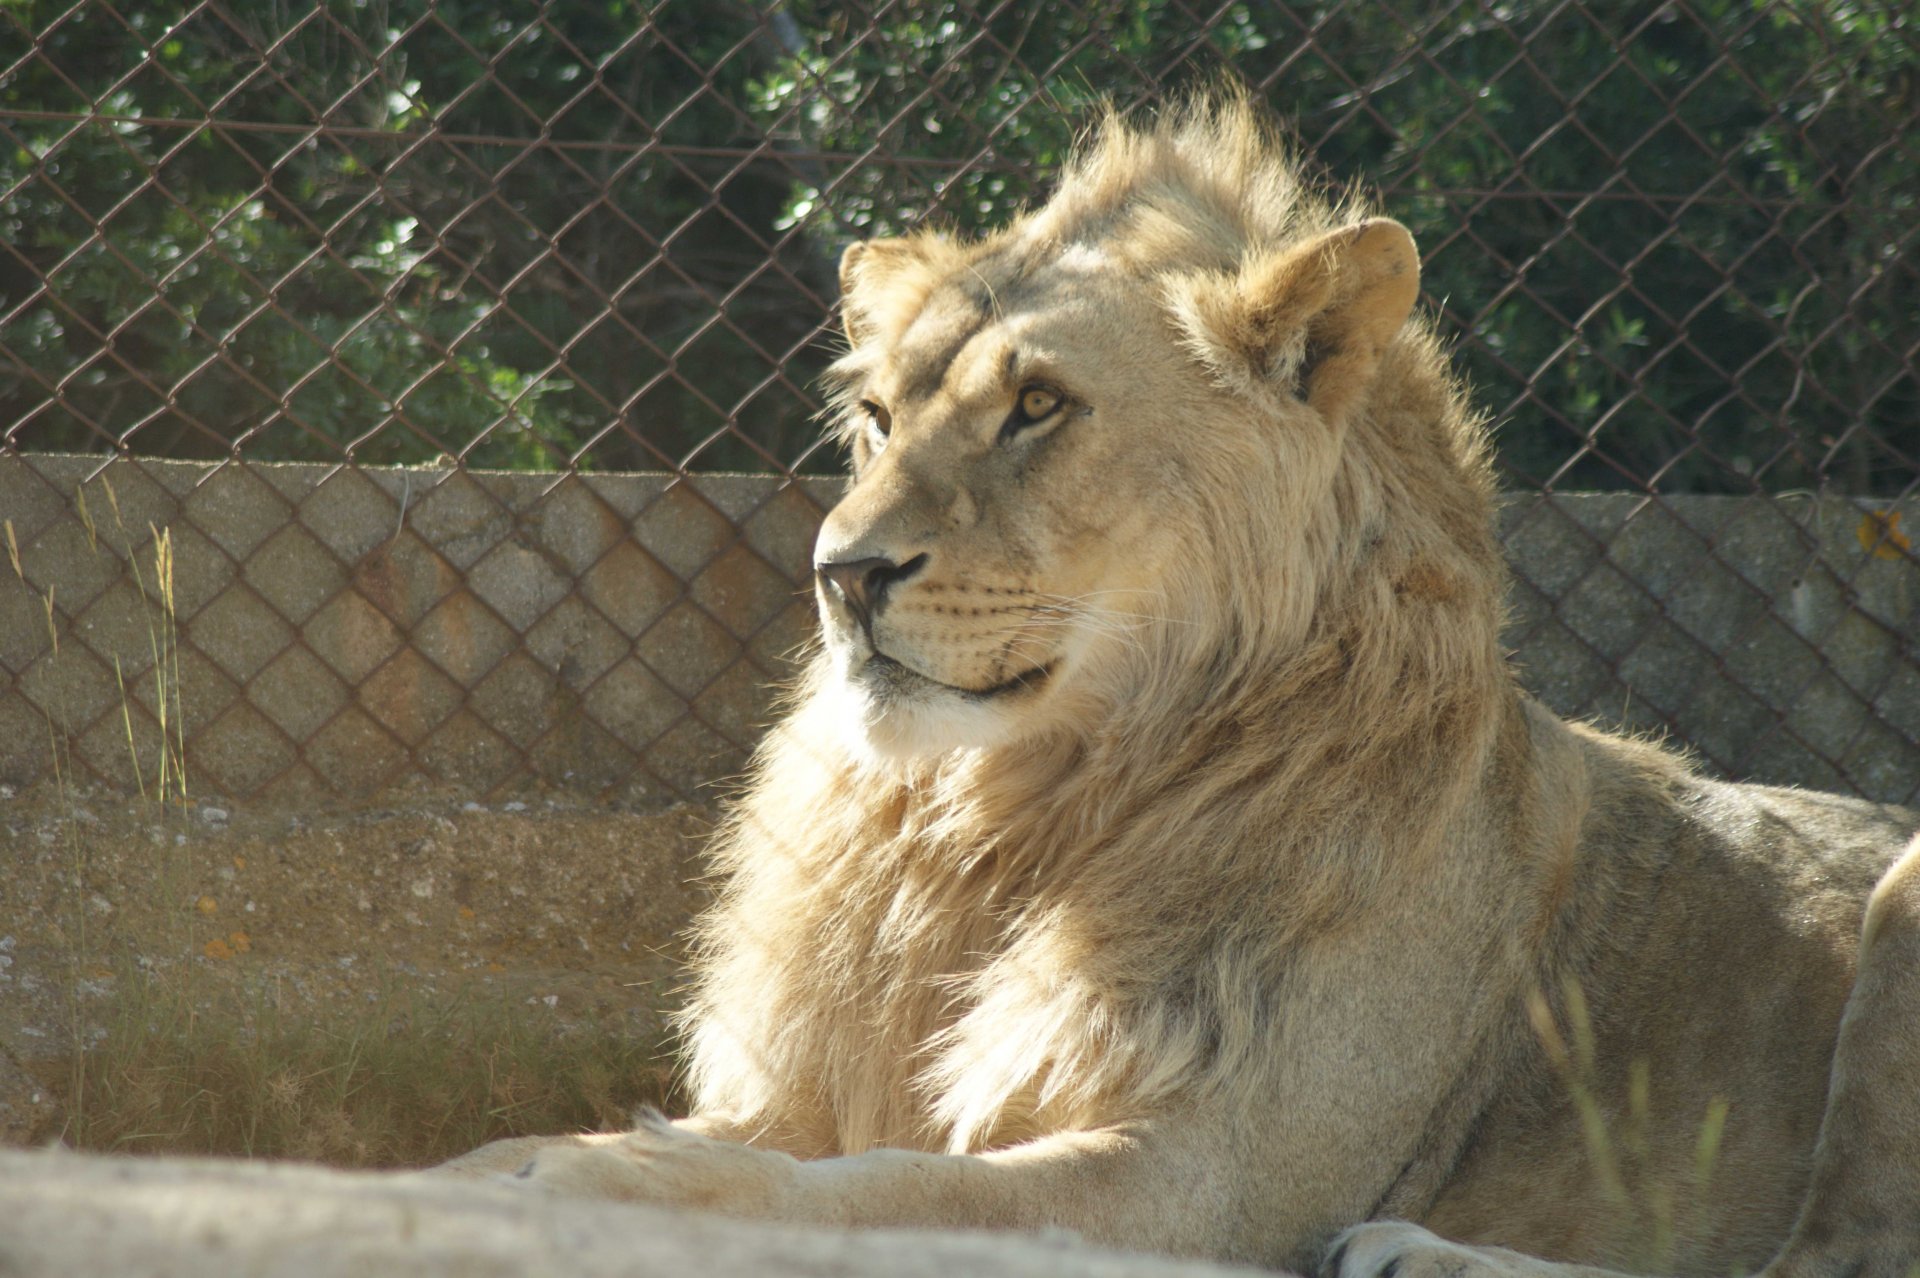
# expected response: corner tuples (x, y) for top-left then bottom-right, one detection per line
(0, 782), (715, 1158)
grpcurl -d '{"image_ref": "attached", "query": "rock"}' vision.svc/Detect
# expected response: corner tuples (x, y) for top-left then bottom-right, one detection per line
(0, 1147), (1275, 1278)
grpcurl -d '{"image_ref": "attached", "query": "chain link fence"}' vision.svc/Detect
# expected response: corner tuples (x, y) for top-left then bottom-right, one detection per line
(2, 0), (1916, 806)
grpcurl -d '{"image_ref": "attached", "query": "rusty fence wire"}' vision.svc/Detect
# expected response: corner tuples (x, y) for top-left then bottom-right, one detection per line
(1, 0), (1917, 807)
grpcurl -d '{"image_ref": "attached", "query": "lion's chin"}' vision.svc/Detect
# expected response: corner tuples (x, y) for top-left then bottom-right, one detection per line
(821, 652), (1052, 762)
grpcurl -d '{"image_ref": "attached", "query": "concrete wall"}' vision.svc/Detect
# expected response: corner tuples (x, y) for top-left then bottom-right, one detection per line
(3, 454), (1917, 807)
(2, 455), (837, 806)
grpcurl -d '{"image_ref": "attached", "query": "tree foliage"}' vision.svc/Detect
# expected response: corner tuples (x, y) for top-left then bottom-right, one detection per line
(2, 0), (1914, 491)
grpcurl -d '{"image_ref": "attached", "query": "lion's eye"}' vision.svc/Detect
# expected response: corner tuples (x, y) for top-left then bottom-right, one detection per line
(1021, 387), (1061, 420)
(1001, 385), (1063, 441)
(859, 400), (891, 440)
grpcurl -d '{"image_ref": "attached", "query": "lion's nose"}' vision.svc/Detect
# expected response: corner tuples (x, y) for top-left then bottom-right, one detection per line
(816, 554), (927, 632)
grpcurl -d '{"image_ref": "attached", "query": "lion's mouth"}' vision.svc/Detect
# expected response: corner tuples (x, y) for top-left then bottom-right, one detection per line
(862, 653), (1056, 700)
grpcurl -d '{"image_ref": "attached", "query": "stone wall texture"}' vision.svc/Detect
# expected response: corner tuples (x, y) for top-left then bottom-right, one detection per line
(3, 453), (1917, 807)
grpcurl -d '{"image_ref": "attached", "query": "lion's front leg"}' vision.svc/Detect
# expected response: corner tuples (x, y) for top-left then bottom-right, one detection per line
(506, 1113), (1240, 1261)
(431, 1111), (775, 1181)
(511, 1110), (803, 1218)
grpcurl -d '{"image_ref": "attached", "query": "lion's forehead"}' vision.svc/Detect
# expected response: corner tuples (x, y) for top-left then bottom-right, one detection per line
(885, 295), (1003, 407)
(876, 265), (1145, 410)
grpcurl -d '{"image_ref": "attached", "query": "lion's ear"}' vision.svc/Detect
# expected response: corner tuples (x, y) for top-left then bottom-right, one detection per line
(838, 238), (926, 346)
(1184, 218), (1420, 422)
(1246, 218), (1420, 421)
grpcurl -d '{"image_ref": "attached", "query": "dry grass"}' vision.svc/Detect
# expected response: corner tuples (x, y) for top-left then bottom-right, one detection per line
(62, 961), (678, 1168)
(1528, 978), (1729, 1272)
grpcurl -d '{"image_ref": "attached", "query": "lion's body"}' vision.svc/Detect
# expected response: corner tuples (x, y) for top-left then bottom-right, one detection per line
(1423, 760), (1906, 1270)
(443, 94), (1920, 1278)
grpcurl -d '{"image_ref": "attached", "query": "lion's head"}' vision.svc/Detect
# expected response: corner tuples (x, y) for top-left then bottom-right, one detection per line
(690, 96), (1514, 1157)
(813, 94), (1492, 761)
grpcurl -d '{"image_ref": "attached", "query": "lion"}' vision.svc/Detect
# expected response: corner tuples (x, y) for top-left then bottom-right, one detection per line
(442, 93), (1920, 1278)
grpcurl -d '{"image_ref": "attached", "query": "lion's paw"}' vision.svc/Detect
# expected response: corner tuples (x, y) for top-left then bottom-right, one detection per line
(1324, 1222), (1551, 1278)
(511, 1110), (800, 1217)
